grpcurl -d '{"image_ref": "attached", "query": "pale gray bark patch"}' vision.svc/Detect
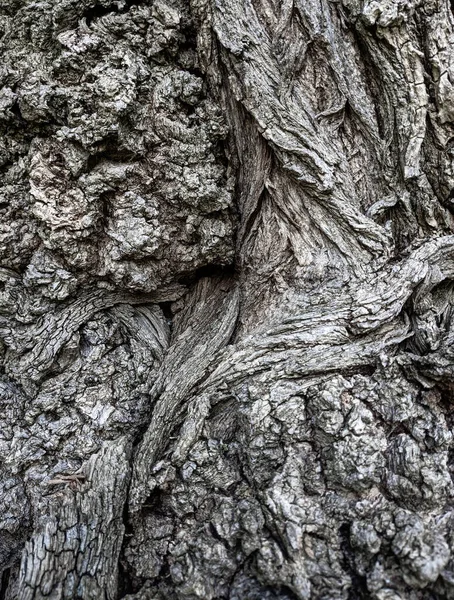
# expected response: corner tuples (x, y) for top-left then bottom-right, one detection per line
(17, 438), (131, 599)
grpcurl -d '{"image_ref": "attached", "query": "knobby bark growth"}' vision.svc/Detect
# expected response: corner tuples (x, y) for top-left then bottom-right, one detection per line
(1, 0), (454, 598)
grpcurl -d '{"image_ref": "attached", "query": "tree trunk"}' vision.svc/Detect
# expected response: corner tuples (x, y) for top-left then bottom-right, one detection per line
(1, 0), (454, 598)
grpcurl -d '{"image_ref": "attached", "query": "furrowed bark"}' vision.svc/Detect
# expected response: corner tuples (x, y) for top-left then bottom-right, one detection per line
(1, 1), (454, 599)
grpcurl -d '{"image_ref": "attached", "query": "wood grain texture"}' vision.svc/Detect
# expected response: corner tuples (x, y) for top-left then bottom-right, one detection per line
(0, 0), (454, 598)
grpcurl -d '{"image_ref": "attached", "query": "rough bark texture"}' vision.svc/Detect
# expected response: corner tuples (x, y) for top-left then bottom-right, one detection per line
(1, 0), (454, 598)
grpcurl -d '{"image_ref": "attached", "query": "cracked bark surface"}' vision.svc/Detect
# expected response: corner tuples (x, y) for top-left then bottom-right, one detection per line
(1, 0), (454, 598)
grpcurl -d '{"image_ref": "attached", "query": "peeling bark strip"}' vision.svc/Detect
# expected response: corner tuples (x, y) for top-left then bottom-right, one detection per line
(1, 0), (454, 599)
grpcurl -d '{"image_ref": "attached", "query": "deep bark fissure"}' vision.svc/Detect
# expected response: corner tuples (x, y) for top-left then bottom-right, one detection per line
(2, 0), (454, 598)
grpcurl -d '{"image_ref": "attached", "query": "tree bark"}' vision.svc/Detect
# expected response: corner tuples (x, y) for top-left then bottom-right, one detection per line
(1, 0), (454, 598)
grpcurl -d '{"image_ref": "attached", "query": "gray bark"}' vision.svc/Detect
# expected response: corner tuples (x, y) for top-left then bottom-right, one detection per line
(1, 0), (454, 598)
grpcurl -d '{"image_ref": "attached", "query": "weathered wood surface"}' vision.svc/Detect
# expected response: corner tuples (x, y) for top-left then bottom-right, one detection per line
(1, 0), (454, 598)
